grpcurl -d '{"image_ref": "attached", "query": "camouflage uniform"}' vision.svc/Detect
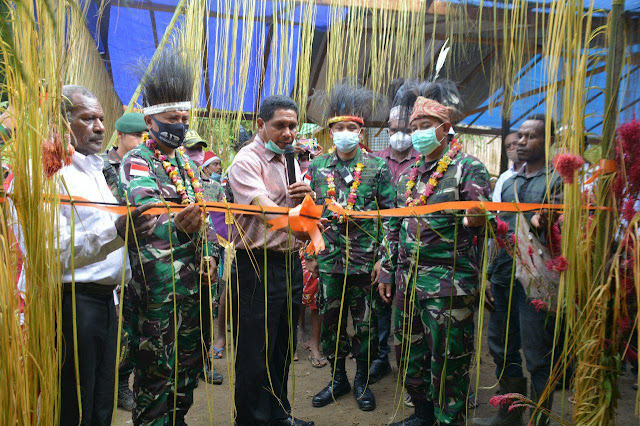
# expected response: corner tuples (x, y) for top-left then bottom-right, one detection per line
(119, 143), (220, 426)
(380, 147), (491, 424)
(102, 147), (123, 201)
(308, 148), (395, 362)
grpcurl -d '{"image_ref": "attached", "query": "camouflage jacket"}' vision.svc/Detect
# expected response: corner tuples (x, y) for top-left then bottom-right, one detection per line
(308, 148), (395, 275)
(379, 148), (492, 299)
(201, 176), (224, 202)
(102, 147), (123, 203)
(119, 143), (220, 305)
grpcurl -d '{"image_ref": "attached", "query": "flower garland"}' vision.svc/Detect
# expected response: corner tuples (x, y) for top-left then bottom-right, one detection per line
(145, 135), (205, 205)
(327, 162), (365, 222)
(403, 141), (462, 207)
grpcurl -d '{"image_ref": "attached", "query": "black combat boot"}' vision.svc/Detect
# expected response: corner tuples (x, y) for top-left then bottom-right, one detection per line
(530, 383), (553, 426)
(353, 360), (376, 411)
(312, 357), (351, 407)
(389, 399), (436, 425)
(472, 376), (528, 425)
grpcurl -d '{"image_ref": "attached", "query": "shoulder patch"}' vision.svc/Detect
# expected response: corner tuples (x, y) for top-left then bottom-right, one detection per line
(129, 162), (150, 177)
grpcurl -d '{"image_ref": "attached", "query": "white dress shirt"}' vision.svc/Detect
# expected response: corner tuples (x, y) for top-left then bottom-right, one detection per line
(492, 165), (519, 202)
(57, 152), (131, 285)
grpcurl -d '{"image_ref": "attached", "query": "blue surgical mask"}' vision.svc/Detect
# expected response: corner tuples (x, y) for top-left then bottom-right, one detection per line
(264, 140), (285, 155)
(332, 131), (359, 153)
(209, 171), (222, 182)
(411, 124), (445, 156)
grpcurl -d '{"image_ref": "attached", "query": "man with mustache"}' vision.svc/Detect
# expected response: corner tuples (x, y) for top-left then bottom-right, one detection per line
(58, 85), (157, 425)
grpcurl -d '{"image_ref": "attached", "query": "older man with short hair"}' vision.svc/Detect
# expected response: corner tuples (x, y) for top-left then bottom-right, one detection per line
(58, 85), (156, 425)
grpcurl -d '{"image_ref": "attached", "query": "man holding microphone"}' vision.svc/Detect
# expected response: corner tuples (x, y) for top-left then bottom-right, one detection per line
(227, 95), (315, 426)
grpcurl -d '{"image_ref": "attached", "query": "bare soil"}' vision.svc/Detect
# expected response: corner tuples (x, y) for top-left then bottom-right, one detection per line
(115, 309), (639, 425)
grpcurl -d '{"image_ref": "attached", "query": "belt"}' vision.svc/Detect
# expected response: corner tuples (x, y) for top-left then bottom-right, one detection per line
(63, 282), (117, 296)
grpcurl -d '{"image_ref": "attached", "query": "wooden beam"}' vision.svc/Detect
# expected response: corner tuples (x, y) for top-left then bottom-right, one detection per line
(464, 63), (609, 117)
(459, 49), (495, 88)
(116, 0), (274, 23)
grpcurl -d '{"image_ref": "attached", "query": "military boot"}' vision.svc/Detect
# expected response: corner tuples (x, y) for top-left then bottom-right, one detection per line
(389, 399), (435, 425)
(472, 377), (527, 425)
(353, 361), (376, 411)
(312, 357), (351, 407)
(530, 383), (553, 426)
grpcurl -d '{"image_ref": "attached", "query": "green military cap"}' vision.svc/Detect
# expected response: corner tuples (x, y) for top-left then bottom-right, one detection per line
(183, 129), (208, 149)
(115, 112), (147, 134)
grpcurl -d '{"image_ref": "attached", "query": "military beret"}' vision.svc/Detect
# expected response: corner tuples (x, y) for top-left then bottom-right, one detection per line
(115, 112), (147, 134)
(183, 129), (208, 149)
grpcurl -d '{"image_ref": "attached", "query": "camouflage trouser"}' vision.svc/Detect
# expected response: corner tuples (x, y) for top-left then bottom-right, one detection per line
(319, 273), (378, 362)
(394, 293), (475, 425)
(128, 293), (203, 426)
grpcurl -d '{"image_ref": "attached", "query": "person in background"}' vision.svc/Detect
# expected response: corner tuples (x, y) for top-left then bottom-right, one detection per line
(370, 83), (420, 388)
(492, 132), (523, 202)
(227, 94), (315, 426)
(473, 131), (527, 426)
(102, 112), (147, 201)
(295, 138), (326, 368)
(213, 126), (254, 359)
(58, 85), (157, 425)
(100, 111), (148, 412)
(183, 130), (226, 387)
(477, 116), (563, 426)
(306, 82), (395, 412)
(202, 150), (223, 182)
(377, 80), (492, 426)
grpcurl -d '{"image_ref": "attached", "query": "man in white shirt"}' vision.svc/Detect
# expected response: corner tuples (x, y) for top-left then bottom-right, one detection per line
(58, 86), (157, 425)
(492, 132), (522, 202)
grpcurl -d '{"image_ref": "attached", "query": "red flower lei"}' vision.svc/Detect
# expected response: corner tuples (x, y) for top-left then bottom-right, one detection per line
(145, 136), (205, 205)
(403, 141), (462, 207)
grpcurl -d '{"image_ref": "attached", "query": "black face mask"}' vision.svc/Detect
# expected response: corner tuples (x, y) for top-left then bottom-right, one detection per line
(150, 116), (188, 149)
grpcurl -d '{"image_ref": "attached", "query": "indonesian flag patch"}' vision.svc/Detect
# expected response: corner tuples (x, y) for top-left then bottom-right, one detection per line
(303, 171), (312, 185)
(129, 160), (150, 177)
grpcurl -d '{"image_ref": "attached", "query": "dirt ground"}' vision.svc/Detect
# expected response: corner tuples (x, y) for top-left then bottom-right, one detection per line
(115, 308), (640, 425)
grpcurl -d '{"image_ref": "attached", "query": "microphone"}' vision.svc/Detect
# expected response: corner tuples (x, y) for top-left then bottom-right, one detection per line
(284, 144), (297, 185)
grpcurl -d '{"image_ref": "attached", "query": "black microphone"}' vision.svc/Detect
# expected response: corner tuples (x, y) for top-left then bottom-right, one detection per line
(284, 144), (297, 185)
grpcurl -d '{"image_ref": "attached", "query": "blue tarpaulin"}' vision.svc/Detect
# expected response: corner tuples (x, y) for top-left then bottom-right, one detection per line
(84, 1), (640, 134)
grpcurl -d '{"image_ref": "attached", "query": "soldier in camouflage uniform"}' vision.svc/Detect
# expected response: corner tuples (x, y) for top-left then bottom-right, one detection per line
(306, 82), (395, 412)
(101, 111), (148, 412)
(118, 51), (220, 426)
(102, 112), (147, 201)
(377, 81), (492, 425)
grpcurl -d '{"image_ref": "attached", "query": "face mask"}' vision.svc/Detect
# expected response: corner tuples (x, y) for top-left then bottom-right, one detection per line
(264, 140), (285, 155)
(332, 131), (359, 153)
(150, 116), (187, 149)
(209, 171), (222, 182)
(184, 147), (204, 167)
(411, 124), (445, 156)
(299, 161), (311, 171)
(389, 132), (413, 151)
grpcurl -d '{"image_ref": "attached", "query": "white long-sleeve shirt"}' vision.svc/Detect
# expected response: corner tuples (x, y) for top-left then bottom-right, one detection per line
(57, 152), (131, 285)
(492, 166), (518, 202)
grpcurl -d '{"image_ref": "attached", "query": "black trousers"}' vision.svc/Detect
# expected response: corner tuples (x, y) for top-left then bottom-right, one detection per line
(60, 291), (117, 426)
(232, 249), (302, 426)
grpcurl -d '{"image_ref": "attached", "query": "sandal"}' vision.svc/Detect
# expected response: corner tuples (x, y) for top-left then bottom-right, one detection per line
(309, 355), (327, 368)
(211, 346), (224, 359)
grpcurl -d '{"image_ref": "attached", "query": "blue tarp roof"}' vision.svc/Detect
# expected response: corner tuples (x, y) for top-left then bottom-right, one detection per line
(85, 1), (640, 135)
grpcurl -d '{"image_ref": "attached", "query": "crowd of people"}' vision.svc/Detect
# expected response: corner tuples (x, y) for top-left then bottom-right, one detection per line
(1, 46), (568, 426)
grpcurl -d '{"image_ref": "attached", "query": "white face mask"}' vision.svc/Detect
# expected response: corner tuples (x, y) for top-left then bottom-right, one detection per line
(332, 131), (360, 153)
(389, 132), (413, 151)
